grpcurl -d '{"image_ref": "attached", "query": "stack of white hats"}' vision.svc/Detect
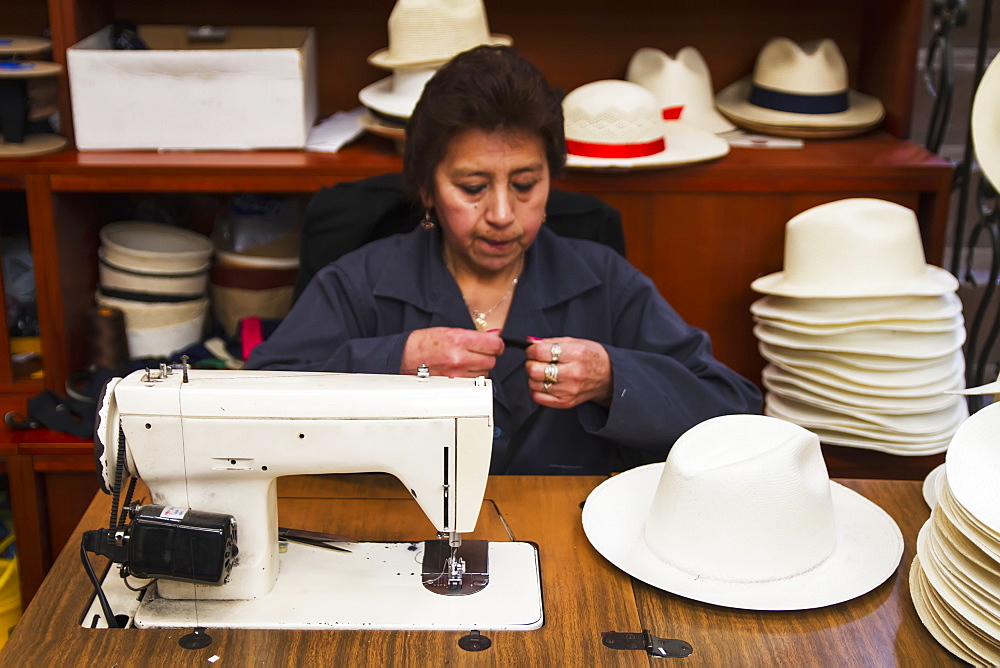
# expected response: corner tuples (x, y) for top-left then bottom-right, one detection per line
(359, 0), (511, 135)
(751, 198), (967, 455)
(910, 401), (1000, 664)
(96, 221), (213, 360)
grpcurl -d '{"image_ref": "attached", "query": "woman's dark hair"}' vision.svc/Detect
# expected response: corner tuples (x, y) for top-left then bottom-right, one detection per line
(403, 45), (566, 203)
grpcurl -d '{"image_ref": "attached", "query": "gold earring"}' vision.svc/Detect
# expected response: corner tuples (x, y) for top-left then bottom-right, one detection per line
(542, 213), (547, 223)
(420, 209), (435, 230)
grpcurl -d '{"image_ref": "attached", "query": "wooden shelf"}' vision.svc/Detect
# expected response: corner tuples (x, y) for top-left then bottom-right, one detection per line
(1, 0), (956, 612)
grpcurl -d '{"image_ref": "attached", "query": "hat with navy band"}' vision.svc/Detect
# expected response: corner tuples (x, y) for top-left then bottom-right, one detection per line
(715, 37), (884, 136)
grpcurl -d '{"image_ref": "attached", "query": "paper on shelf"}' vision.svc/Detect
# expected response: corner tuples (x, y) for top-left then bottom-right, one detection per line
(306, 108), (366, 153)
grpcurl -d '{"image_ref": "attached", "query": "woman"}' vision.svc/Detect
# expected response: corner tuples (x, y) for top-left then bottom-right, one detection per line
(247, 46), (762, 474)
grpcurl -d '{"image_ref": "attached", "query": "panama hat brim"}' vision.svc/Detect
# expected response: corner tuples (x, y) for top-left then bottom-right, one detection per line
(583, 462), (903, 610)
(716, 77), (885, 130)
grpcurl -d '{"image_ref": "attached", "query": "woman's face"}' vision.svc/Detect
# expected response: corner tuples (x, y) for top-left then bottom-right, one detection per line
(424, 127), (550, 277)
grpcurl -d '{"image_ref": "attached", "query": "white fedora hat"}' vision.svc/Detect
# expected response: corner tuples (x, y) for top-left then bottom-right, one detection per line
(923, 463), (947, 509)
(715, 37), (885, 135)
(358, 65), (438, 122)
(759, 342), (964, 387)
(626, 46), (736, 134)
(750, 293), (963, 326)
(944, 400), (1000, 533)
(751, 199), (959, 298)
(753, 323), (966, 360)
(368, 0), (512, 69)
(919, 515), (1000, 618)
(911, 557), (997, 666)
(756, 312), (964, 336)
(582, 414), (903, 610)
(765, 352), (966, 398)
(793, 425), (955, 455)
(760, 341), (964, 376)
(764, 393), (968, 436)
(971, 52), (1000, 193)
(563, 79), (729, 170)
(762, 365), (963, 413)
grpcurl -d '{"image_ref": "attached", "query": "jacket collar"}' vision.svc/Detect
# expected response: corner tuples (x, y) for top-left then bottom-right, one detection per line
(371, 226), (605, 404)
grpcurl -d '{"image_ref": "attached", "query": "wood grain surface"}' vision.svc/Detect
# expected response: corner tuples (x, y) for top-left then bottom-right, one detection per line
(0, 475), (965, 666)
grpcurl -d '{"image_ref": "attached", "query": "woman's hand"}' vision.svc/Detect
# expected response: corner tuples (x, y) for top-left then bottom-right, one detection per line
(525, 337), (613, 409)
(401, 327), (504, 378)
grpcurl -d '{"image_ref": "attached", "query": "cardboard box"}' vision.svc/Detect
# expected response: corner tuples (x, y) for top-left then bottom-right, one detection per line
(68, 25), (317, 150)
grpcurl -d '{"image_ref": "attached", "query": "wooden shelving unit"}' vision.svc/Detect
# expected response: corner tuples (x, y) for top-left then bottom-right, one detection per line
(2, 0), (953, 606)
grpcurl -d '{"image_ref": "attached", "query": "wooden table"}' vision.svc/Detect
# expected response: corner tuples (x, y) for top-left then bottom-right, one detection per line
(0, 474), (962, 666)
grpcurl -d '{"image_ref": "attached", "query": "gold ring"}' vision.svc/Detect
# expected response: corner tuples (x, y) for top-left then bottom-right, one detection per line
(550, 343), (562, 363)
(542, 381), (552, 393)
(544, 363), (559, 384)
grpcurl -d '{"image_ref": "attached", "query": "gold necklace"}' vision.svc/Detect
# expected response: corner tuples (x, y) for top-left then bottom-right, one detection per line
(469, 276), (519, 331)
(448, 254), (524, 331)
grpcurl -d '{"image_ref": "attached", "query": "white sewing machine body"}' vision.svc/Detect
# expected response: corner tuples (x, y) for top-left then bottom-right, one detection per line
(89, 367), (544, 630)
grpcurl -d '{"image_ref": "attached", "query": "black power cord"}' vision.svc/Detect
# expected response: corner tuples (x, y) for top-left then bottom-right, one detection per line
(79, 539), (119, 629)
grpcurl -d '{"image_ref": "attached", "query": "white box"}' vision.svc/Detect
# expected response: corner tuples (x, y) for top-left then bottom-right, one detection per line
(68, 25), (317, 151)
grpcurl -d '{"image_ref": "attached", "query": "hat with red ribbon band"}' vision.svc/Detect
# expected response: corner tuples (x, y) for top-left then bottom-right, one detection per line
(563, 79), (729, 170)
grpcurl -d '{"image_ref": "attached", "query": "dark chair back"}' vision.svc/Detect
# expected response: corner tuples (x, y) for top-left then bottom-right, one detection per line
(295, 173), (625, 298)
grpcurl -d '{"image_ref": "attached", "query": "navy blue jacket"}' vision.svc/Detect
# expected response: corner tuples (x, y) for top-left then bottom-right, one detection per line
(247, 225), (762, 474)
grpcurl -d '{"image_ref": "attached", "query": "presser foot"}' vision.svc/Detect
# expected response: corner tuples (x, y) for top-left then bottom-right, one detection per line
(421, 539), (489, 596)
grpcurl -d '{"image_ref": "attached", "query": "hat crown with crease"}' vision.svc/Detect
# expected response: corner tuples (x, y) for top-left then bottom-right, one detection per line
(751, 198), (959, 297)
(753, 37), (848, 95)
(626, 46), (735, 133)
(564, 80), (663, 146)
(368, 0), (511, 68)
(644, 414), (836, 582)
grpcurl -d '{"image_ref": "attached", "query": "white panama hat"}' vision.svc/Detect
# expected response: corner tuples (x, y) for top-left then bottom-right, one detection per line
(923, 463), (947, 509)
(563, 79), (729, 170)
(751, 199), (959, 298)
(764, 393), (968, 437)
(755, 312), (964, 335)
(753, 323), (966, 360)
(367, 0), (511, 69)
(911, 469), (1000, 665)
(971, 52), (1000, 193)
(794, 425), (955, 456)
(759, 342), (965, 387)
(911, 556), (998, 666)
(582, 414), (903, 610)
(358, 65), (438, 122)
(918, 514), (1000, 619)
(750, 293), (964, 326)
(762, 364), (963, 413)
(944, 400), (1000, 533)
(715, 37), (885, 136)
(625, 46), (736, 134)
(764, 352), (966, 398)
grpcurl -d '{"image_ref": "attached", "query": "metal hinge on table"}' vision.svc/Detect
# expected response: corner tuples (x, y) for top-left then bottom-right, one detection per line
(602, 629), (693, 658)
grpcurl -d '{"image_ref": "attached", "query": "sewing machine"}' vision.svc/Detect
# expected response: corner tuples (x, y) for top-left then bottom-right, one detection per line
(84, 363), (543, 630)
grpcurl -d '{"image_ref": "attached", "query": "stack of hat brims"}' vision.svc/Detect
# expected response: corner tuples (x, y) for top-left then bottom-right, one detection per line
(910, 400), (1000, 665)
(358, 0), (511, 140)
(751, 198), (967, 455)
(715, 36), (885, 139)
(96, 221), (212, 360)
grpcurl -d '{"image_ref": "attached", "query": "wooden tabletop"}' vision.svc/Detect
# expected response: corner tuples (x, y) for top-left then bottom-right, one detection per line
(0, 474), (962, 666)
